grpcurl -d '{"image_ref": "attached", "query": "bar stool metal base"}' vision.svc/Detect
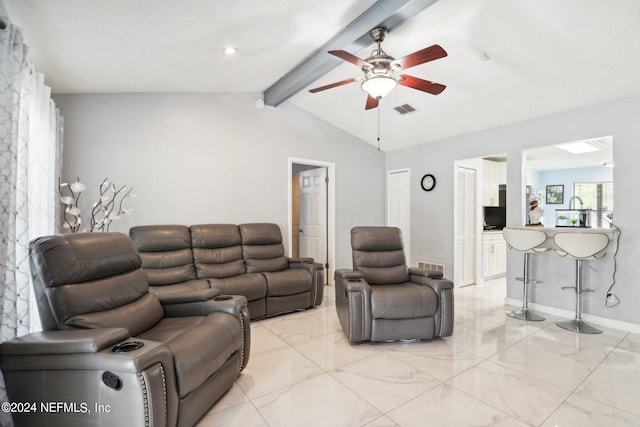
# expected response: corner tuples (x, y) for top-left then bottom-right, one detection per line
(556, 318), (602, 334)
(506, 308), (545, 321)
(510, 252), (545, 322)
(556, 258), (602, 334)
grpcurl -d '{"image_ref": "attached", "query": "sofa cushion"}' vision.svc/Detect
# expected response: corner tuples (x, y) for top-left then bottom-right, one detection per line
(138, 313), (240, 398)
(244, 254), (288, 273)
(191, 224), (246, 278)
(66, 292), (164, 336)
(140, 249), (197, 285)
(239, 223), (289, 273)
(239, 223), (282, 245)
(209, 273), (267, 302)
(370, 283), (438, 319)
(351, 227), (409, 285)
(262, 269), (312, 297)
(354, 263), (409, 285)
(149, 279), (211, 295)
(28, 233), (164, 332)
(130, 225), (197, 285)
(193, 252), (245, 278)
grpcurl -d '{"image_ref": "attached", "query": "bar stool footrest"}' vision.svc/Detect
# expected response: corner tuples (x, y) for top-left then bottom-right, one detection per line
(515, 277), (542, 284)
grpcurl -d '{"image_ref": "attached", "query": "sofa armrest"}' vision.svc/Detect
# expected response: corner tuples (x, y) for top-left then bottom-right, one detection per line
(0, 328), (130, 356)
(289, 261), (325, 307)
(0, 329), (174, 372)
(334, 270), (371, 343)
(0, 331), (178, 427)
(410, 274), (453, 292)
(335, 269), (363, 280)
(155, 288), (221, 305)
(161, 294), (246, 317)
(408, 267), (444, 279)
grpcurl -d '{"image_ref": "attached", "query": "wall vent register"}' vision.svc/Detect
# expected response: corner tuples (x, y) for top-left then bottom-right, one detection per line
(417, 261), (445, 276)
(394, 104), (416, 114)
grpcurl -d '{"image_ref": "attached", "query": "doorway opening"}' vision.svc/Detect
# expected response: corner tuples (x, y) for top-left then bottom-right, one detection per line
(288, 157), (336, 285)
(453, 155), (508, 288)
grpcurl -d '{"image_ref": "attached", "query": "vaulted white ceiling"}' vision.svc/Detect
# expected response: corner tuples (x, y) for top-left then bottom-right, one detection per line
(4, 0), (640, 152)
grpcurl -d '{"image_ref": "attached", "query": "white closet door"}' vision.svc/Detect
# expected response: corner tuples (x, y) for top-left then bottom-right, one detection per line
(387, 169), (410, 264)
(456, 166), (476, 286)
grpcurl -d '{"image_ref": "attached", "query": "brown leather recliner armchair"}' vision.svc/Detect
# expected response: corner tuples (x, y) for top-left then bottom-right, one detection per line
(0, 232), (250, 427)
(334, 226), (454, 343)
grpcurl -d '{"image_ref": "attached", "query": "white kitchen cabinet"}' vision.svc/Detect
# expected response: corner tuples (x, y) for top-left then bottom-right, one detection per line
(482, 159), (507, 206)
(483, 232), (506, 278)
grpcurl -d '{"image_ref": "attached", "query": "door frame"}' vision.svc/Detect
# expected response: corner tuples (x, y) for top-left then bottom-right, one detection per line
(288, 157), (336, 285)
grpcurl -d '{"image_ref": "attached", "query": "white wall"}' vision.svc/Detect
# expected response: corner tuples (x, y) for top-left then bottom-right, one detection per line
(386, 95), (640, 326)
(54, 92), (385, 271)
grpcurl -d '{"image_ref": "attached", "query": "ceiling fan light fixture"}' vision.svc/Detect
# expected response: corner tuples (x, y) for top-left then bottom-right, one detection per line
(361, 75), (397, 99)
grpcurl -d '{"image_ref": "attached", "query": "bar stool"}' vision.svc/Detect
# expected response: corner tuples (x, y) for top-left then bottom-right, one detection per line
(553, 232), (609, 334)
(503, 227), (549, 321)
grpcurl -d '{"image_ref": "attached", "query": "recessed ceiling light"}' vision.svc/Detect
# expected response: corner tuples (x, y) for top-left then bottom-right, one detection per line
(223, 47), (238, 56)
(556, 141), (601, 154)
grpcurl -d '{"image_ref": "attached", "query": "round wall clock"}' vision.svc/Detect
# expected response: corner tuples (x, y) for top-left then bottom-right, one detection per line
(421, 174), (436, 191)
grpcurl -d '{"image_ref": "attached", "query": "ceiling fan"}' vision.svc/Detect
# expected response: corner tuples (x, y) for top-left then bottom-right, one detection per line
(309, 28), (447, 110)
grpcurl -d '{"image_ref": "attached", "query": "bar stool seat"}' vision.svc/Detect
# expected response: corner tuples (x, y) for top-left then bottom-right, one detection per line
(503, 228), (549, 321)
(553, 232), (609, 334)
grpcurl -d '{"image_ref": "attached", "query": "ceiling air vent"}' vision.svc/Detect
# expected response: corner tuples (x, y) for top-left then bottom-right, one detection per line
(394, 104), (416, 115)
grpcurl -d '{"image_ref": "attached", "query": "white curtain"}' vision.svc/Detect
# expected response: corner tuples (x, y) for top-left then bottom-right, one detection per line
(0, 16), (63, 426)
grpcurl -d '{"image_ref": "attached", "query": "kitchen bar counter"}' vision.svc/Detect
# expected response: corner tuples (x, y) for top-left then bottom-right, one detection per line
(513, 226), (616, 233)
(509, 226), (617, 247)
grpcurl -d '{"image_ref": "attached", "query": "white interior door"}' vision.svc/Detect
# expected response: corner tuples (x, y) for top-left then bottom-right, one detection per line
(456, 166), (476, 286)
(387, 168), (411, 264)
(299, 168), (327, 267)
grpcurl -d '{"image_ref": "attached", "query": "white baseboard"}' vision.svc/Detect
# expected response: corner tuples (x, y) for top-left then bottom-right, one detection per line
(505, 297), (640, 334)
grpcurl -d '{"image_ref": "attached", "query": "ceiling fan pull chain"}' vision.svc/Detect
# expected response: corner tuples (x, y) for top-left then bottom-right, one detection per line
(377, 105), (381, 151)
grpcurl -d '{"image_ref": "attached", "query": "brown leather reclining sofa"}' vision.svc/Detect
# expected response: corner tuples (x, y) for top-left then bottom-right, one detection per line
(129, 223), (325, 320)
(0, 232), (250, 427)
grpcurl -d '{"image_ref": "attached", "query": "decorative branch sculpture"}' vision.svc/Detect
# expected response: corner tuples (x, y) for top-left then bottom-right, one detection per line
(59, 178), (85, 232)
(89, 178), (135, 232)
(59, 177), (135, 232)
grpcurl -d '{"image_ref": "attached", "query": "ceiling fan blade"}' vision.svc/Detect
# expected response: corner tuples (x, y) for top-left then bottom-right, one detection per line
(365, 95), (379, 110)
(329, 50), (371, 68)
(309, 77), (357, 93)
(392, 44), (447, 70)
(398, 74), (446, 95)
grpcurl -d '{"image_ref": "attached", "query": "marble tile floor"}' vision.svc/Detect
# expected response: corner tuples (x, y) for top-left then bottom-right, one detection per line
(197, 278), (640, 427)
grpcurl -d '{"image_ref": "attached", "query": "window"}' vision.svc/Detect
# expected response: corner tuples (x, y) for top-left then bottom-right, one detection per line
(573, 182), (613, 227)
